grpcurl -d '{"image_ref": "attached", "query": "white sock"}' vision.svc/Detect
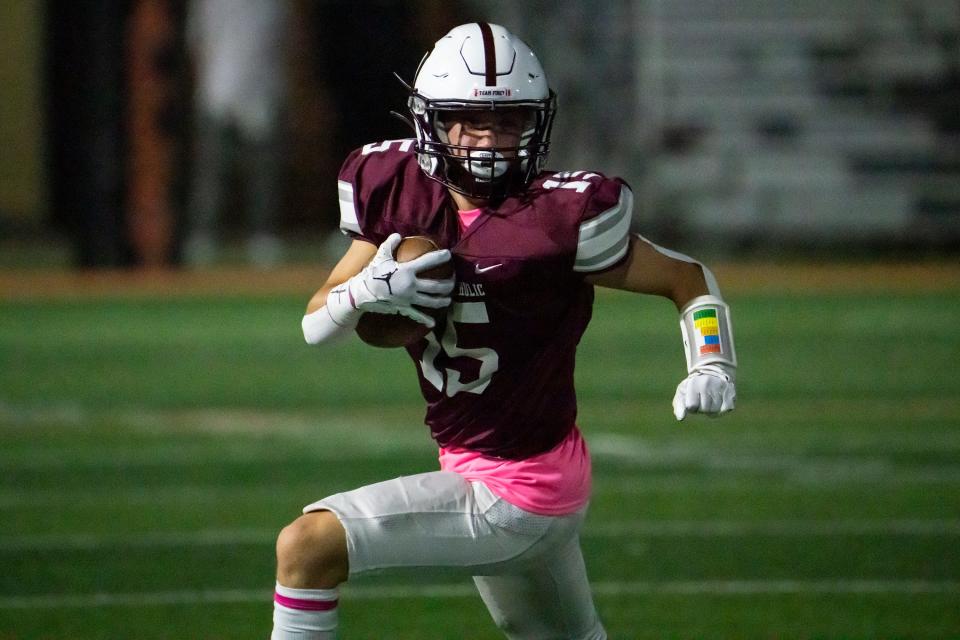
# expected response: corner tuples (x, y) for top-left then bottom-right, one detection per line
(271, 582), (339, 639)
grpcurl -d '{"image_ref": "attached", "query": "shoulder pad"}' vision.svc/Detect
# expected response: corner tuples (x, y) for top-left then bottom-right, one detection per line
(337, 139), (449, 244)
(532, 171), (633, 273)
(338, 139), (417, 190)
(533, 171), (629, 223)
(337, 139), (418, 239)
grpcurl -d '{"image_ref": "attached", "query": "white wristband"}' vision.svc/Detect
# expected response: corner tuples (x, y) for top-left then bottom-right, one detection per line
(324, 281), (362, 328)
(679, 295), (737, 372)
(301, 307), (348, 345)
(301, 282), (362, 345)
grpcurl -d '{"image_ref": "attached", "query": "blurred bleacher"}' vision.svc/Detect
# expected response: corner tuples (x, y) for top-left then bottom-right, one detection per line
(634, 0), (960, 248)
(4, 1), (958, 269)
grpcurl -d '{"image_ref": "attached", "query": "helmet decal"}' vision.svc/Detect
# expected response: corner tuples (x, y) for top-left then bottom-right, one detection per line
(478, 22), (497, 86)
(472, 87), (513, 97)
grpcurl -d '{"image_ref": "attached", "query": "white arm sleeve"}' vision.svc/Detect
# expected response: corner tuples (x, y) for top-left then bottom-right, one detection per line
(301, 307), (352, 345)
(301, 283), (362, 345)
(629, 232), (735, 373)
(632, 233), (722, 297)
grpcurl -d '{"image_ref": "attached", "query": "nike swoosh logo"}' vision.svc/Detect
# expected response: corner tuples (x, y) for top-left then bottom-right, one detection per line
(475, 263), (503, 274)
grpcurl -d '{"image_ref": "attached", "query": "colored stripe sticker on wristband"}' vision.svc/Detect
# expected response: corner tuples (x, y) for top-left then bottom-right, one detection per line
(693, 308), (722, 355)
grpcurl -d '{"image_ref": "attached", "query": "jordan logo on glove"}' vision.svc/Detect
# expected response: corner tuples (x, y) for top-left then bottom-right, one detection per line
(372, 268), (398, 296)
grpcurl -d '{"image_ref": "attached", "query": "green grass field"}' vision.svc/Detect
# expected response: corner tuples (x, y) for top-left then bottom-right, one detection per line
(1, 273), (959, 638)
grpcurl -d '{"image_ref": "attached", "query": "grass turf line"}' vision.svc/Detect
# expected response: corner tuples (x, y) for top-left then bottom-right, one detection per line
(0, 283), (958, 638)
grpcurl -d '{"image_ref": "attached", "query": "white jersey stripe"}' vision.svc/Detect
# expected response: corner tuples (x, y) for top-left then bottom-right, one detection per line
(574, 186), (633, 272)
(575, 233), (630, 272)
(576, 209), (631, 265)
(338, 180), (361, 234)
(577, 186), (632, 239)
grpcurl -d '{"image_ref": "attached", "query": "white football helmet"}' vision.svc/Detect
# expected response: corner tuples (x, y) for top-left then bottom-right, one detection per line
(401, 23), (557, 200)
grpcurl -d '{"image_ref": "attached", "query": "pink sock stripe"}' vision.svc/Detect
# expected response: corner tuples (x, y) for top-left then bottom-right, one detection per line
(274, 592), (338, 611)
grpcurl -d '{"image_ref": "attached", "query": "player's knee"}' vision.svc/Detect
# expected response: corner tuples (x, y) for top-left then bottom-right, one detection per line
(275, 511), (348, 588)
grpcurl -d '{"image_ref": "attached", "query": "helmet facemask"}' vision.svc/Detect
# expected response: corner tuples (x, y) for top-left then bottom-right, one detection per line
(407, 91), (557, 200)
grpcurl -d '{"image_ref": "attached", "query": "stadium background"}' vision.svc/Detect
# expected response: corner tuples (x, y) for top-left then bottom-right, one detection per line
(1, 1), (958, 638)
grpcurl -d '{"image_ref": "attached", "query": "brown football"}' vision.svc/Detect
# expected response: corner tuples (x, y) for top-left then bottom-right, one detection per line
(355, 236), (454, 348)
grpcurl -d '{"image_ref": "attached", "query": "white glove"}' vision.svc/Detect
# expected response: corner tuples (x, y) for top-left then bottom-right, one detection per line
(672, 363), (736, 421)
(347, 233), (454, 327)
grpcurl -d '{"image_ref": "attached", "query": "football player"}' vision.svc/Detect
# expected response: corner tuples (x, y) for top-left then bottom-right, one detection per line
(274, 23), (737, 640)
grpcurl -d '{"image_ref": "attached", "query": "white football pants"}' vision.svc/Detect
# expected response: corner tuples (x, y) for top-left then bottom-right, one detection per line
(304, 470), (606, 639)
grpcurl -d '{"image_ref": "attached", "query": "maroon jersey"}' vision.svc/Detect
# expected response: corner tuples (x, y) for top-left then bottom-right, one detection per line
(337, 139), (633, 459)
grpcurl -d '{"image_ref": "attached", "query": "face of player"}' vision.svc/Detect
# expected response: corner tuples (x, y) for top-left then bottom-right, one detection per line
(439, 108), (536, 206)
(441, 109), (533, 153)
